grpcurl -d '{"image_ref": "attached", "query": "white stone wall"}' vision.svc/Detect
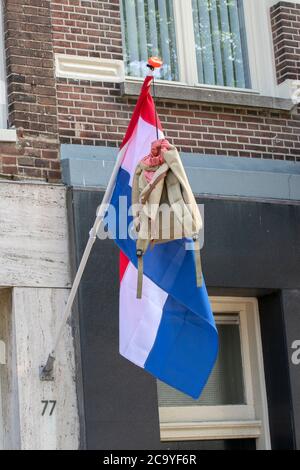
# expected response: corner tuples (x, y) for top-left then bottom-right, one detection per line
(0, 181), (79, 450)
(0, 182), (71, 288)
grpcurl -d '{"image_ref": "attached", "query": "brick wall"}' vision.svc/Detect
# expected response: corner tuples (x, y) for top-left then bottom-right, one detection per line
(56, 78), (300, 161)
(271, 1), (300, 84)
(1, 0), (60, 181)
(51, 0), (122, 60)
(52, 0), (125, 148)
(1, 0), (300, 182)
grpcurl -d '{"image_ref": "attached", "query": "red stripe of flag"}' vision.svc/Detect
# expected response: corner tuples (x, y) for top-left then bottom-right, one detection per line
(118, 75), (163, 283)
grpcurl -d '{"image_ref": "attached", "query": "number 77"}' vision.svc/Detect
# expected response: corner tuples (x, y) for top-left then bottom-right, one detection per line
(41, 400), (57, 416)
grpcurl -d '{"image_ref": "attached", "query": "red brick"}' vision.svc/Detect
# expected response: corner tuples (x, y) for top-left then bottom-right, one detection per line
(271, 3), (300, 83)
(3, 0), (60, 182)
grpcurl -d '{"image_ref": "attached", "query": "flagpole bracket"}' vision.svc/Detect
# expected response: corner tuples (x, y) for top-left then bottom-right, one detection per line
(39, 354), (56, 381)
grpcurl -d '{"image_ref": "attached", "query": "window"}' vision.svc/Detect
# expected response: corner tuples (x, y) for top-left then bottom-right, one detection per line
(121, 0), (250, 88)
(158, 313), (245, 408)
(121, 1), (283, 97)
(121, 0), (179, 81)
(192, 0), (250, 88)
(157, 297), (271, 450)
(0, 0), (7, 129)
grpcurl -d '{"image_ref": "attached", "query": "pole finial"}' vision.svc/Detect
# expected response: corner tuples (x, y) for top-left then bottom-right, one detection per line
(147, 57), (163, 71)
(146, 58), (162, 140)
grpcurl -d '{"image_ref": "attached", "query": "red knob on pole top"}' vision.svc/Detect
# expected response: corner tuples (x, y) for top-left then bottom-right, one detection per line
(147, 56), (163, 70)
(146, 57), (162, 140)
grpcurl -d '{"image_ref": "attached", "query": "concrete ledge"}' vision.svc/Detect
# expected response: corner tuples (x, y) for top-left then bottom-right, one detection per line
(0, 128), (17, 142)
(61, 144), (300, 202)
(55, 54), (125, 83)
(121, 81), (295, 111)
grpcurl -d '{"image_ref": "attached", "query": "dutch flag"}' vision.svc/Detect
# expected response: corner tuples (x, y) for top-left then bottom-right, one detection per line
(109, 74), (218, 399)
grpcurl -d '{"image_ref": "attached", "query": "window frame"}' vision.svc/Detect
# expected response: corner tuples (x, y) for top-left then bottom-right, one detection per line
(158, 297), (271, 450)
(174, 0), (254, 90)
(123, 0), (286, 99)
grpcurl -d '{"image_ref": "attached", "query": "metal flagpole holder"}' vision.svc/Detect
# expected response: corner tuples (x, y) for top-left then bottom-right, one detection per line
(40, 59), (162, 381)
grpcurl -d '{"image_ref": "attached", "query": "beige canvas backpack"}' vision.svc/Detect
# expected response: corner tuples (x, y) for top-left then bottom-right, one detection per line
(132, 140), (203, 298)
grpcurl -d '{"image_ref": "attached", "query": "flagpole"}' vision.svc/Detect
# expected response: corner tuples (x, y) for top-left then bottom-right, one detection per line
(39, 59), (162, 381)
(39, 146), (126, 380)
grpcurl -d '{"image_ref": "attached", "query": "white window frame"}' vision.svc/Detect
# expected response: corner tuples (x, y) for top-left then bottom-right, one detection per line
(124, 0), (298, 99)
(173, 0), (256, 92)
(158, 297), (271, 450)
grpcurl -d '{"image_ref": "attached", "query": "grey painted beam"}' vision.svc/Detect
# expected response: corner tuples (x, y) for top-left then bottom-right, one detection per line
(61, 144), (300, 202)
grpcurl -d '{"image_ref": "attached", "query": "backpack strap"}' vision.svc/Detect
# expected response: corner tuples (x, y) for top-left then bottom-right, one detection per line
(139, 163), (169, 204)
(193, 234), (203, 288)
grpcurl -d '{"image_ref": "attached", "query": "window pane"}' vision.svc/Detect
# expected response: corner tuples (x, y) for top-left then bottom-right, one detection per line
(192, 0), (250, 88)
(121, 0), (179, 81)
(157, 314), (245, 407)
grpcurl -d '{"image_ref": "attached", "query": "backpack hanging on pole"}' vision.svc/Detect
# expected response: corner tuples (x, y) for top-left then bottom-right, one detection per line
(132, 139), (203, 299)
